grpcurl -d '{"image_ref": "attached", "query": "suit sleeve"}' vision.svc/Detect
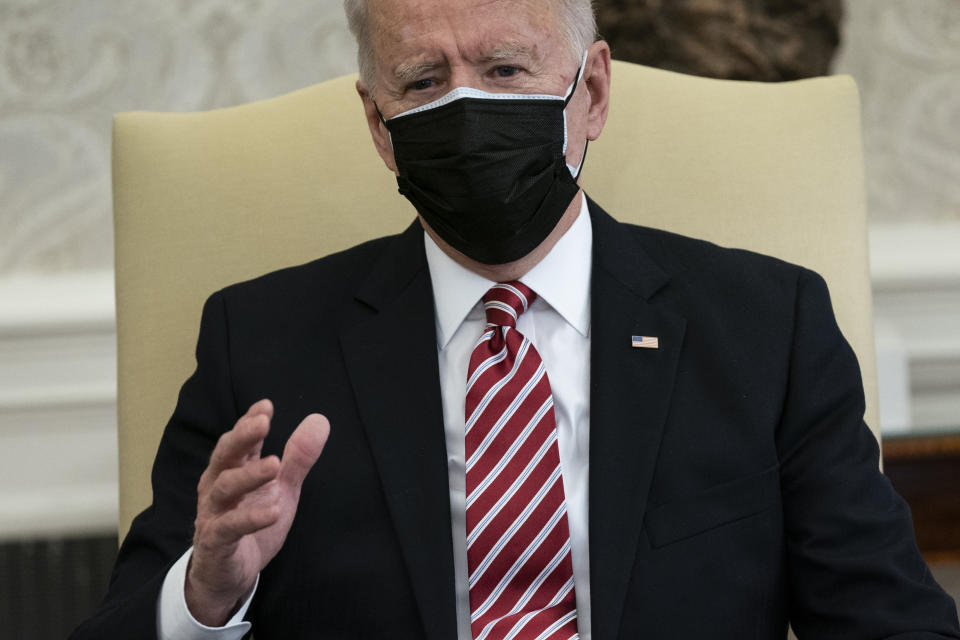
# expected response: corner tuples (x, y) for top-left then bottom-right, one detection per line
(777, 269), (959, 639)
(71, 291), (242, 640)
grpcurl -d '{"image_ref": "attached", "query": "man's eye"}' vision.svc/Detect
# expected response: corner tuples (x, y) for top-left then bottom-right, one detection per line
(495, 66), (519, 78)
(411, 78), (433, 91)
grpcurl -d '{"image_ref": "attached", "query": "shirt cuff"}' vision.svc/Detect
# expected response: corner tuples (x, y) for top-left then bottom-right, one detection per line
(157, 546), (258, 640)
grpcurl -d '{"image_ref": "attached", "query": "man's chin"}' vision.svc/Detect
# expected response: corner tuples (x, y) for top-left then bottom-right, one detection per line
(416, 194), (582, 280)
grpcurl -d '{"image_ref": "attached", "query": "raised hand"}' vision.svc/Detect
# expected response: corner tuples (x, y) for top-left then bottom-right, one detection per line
(185, 399), (329, 625)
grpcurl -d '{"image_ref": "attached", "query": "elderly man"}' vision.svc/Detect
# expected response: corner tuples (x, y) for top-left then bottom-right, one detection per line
(74, 0), (959, 638)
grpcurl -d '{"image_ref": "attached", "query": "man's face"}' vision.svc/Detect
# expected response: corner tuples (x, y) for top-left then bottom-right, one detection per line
(360, 0), (601, 175)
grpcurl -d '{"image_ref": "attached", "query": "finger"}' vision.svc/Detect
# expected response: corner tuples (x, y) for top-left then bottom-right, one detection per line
(207, 456), (281, 513)
(208, 502), (282, 547)
(247, 398), (273, 419)
(278, 413), (330, 489)
(207, 403), (273, 477)
(244, 400), (273, 461)
(207, 414), (267, 478)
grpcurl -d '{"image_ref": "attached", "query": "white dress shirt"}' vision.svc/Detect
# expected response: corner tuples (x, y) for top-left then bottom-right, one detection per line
(158, 195), (593, 639)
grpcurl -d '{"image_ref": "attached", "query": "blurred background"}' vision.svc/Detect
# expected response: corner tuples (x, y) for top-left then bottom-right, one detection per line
(0, 0), (957, 636)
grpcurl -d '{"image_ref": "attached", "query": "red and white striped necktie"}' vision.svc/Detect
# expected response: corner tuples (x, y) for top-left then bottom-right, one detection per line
(465, 281), (579, 640)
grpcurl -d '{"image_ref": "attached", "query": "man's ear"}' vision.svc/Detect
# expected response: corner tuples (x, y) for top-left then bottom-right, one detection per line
(584, 40), (612, 142)
(356, 80), (398, 174)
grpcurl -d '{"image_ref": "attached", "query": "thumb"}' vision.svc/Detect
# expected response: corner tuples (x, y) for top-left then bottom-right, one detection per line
(279, 413), (330, 489)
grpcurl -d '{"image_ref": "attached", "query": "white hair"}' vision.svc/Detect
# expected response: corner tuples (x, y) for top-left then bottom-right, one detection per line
(344, 0), (597, 92)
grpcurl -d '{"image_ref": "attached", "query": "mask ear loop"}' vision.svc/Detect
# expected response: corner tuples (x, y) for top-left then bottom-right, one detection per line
(563, 50), (590, 178)
(563, 49), (589, 107)
(372, 101), (396, 148)
(374, 101), (388, 125)
(570, 140), (589, 180)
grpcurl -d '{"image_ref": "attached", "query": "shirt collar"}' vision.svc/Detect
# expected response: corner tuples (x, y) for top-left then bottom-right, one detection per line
(424, 194), (593, 349)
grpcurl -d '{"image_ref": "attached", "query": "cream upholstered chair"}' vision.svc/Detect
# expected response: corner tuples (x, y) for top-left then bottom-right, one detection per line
(112, 60), (877, 539)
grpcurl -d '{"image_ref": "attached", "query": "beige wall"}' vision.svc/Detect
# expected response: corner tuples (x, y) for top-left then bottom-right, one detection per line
(0, 0), (357, 275)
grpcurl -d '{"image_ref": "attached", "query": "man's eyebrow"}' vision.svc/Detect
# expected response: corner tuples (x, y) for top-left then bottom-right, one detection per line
(478, 43), (539, 64)
(393, 60), (444, 83)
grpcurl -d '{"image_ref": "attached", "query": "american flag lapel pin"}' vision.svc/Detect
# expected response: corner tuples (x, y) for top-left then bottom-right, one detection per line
(631, 335), (659, 349)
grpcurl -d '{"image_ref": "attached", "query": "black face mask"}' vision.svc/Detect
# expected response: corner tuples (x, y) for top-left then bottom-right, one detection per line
(380, 59), (587, 265)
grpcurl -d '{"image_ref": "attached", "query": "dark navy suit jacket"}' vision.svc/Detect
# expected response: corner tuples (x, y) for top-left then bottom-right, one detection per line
(73, 200), (960, 639)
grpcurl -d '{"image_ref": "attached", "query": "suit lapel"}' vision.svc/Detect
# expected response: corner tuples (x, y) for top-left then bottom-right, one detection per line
(587, 201), (686, 640)
(339, 222), (458, 640)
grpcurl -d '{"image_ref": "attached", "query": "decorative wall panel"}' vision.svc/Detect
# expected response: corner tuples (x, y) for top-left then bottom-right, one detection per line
(0, 0), (357, 275)
(834, 0), (960, 223)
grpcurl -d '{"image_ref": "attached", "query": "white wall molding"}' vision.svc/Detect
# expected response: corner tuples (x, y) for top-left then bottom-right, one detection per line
(0, 270), (118, 540)
(870, 223), (960, 290)
(870, 223), (960, 433)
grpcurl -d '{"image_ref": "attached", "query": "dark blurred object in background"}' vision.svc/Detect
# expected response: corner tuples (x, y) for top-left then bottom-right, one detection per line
(0, 535), (116, 640)
(596, 0), (843, 80)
